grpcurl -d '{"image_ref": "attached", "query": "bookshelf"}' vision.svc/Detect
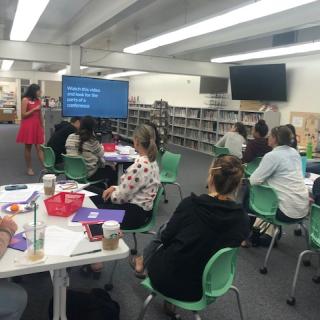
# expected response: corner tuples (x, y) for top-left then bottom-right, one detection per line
(112, 105), (280, 155)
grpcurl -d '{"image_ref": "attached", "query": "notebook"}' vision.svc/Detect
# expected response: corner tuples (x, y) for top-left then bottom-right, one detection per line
(71, 207), (125, 223)
(9, 233), (27, 252)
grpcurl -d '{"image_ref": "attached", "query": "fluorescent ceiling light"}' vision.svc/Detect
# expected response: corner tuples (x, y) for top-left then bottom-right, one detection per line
(1, 60), (14, 71)
(10, 0), (50, 41)
(105, 71), (148, 79)
(211, 41), (320, 63)
(124, 0), (317, 54)
(57, 66), (88, 75)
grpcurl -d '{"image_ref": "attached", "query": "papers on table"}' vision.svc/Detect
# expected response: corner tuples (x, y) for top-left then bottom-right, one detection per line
(44, 226), (84, 256)
(0, 189), (37, 203)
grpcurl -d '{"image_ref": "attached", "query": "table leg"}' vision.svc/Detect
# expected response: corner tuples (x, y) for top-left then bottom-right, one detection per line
(52, 269), (69, 320)
(117, 163), (124, 185)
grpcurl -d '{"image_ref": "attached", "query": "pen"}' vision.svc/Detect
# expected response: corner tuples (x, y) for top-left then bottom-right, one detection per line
(70, 249), (102, 257)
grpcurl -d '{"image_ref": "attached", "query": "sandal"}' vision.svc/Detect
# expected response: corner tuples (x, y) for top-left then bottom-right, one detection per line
(27, 168), (35, 176)
(129, 256), (147, 279)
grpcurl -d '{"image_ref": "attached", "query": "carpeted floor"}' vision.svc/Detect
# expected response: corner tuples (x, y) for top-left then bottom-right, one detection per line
(0, 123), (320, 320)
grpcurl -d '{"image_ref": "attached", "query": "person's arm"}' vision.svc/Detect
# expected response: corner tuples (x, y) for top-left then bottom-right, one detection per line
(249, 153), (278, 185)
(91, 140), (105, 158)
(21, 98), (40, 119)
(242, 140), (255, 163)
(215, 133), (227, 147)
(0, 216), (18, 258)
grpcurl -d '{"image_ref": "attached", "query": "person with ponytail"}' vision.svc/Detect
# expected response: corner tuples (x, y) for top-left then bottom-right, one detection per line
(100, 124), (160, 229)
(133, 155), (249, 308)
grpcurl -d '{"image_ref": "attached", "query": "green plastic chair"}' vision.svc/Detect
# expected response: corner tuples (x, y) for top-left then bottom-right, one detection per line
(62, 154), (104, 185)
(38, 145), (64, 181)
(213, 145), (230, 157)
(244, 157), (262, 177)
(249, 185), (309, 274)
(287, 204), (320, 306)
(137, 248), (244, 320)
(123, 187), (164, 255)
(160, 151), (182, 203)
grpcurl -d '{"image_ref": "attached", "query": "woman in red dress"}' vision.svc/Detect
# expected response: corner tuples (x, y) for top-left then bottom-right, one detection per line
(16, 84), (44, 176)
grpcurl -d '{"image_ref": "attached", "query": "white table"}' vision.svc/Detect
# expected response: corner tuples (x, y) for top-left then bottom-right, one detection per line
(0, 184), (129, 320)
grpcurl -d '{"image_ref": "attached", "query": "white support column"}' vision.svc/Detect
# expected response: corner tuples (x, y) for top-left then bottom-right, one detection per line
(15, 78), (21, 120)
(69, 45), (81, 76)
(40, 80), (46, 96)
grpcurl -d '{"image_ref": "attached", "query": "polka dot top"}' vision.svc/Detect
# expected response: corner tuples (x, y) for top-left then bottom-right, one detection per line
(111, 155), (160, 211)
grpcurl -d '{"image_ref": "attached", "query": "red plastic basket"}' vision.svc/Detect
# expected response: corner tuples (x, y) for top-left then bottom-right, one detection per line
(44, 192), (85, 217)
(103, 143), (116, 152)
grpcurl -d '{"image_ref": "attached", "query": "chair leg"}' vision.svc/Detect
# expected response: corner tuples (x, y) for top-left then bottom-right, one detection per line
(131, 233), (138, 256)
(162, 184), (168, 203)
(136, 293), (156, 320)
(230, 286), (245, 320)
(104, 260), (118, 291)
(299, 223), (311, 266)
(260, 226), (280, 274)
(287, 250), (314, 306)
(174, 182), (183, 200)
(192, 311), (202, 320)
(312, 254), (320, 284)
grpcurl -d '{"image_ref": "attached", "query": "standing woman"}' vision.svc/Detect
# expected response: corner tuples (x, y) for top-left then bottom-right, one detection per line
(16, 84), (44, 176)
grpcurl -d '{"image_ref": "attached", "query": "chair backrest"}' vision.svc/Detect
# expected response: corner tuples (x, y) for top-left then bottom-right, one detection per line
(202, 248), (238, 298)
(62, 154), (88, 182)
(245, 157), (262, 177)
(160, 151), (181, 179)
(249, 185), (278, 217)
(310, 204), (320, 248)
(213, 145), (230, 157)
(147, 187), (164, 230)
(41, 145), (56, 169)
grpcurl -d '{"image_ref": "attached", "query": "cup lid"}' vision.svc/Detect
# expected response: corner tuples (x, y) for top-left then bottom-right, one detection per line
(103, 220), (120, 230)
(43, 174), (56, 179)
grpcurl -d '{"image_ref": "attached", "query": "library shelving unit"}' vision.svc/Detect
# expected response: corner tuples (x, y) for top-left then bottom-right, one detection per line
(111, 104), (280, 155)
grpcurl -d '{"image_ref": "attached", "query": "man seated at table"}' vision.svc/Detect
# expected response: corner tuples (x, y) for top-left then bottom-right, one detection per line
(47, 117), (81, 166)
(0, 216), (27, 319)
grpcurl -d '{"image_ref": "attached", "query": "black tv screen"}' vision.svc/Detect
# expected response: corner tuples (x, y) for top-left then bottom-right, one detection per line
(229, 64), (287, 101)
(200, 76), (228, 94)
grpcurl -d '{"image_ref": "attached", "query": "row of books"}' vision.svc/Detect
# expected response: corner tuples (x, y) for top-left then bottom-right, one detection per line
(186, 129), (199, 139)
(203, 110), (218, 120)
(202, 120), (217, 131)
(219, 111), (238, 122)
(173, 127), (185, 136)
(240, 113), (263, 124)
(187, 119), (200, 128)
(200, 132), (216, 142)
(218, 123), (233, 134)
(187, 109), (201, 118)
(185, 139), (198, 149)
(173, 118), (186, 126)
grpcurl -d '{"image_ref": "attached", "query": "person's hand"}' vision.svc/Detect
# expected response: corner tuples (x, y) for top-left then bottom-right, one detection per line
(102, 186), (116, 201)
(33, 105), (42, 112)
(0, 216), (18, 235)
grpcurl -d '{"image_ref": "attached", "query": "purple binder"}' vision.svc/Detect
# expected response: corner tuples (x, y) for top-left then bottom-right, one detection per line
(72, 207), (125, 223)
(9, 232), (27, 252)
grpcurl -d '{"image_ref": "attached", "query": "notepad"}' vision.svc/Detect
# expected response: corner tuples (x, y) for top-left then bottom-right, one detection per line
(72, 207), (125, 223)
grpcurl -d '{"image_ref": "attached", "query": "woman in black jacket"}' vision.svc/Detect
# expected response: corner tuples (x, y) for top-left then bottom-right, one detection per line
(134, 155), (250, 304)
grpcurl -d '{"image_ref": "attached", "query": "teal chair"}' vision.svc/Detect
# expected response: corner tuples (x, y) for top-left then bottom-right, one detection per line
(123, 187), (164, 255)
(38, 145), (64, 181)
(287, 204), (320, 306)
(213, 145), (230, 157)
(249, 185), (309, 274)
(62, 154), (104, 185)
(244, 157), (262, 177)
(160, 151), (182, 203)
(137, 248), (244, 320)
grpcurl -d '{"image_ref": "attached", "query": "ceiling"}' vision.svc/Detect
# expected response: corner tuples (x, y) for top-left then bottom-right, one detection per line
(1, 0), (320, 74)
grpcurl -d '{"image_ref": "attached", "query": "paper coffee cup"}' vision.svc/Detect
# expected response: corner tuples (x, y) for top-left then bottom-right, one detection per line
(102, 221), (120, 250)
(43, 174), (56, 196)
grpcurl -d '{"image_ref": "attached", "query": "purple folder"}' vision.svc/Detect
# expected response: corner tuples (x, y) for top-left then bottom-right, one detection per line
(9, 232), (27, 252)
(72, 207), (125, 223)
(104, 155), (135, 163)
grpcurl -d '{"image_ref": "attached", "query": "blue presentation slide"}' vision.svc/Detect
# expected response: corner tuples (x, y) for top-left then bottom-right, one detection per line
(62, 76), (128, 118)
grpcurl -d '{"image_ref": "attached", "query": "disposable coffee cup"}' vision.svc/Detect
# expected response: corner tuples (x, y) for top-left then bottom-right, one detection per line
(43, 174), (56, 196)
(102, 220), (120, 250)
(23, 221), (46, 262)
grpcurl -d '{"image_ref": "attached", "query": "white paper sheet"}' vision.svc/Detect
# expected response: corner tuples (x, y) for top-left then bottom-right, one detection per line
(44, 226), (84, 256)
(0, 190), (36, 203)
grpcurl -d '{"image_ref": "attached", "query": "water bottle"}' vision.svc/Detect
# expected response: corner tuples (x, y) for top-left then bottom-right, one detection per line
(306, 138), (313, 159)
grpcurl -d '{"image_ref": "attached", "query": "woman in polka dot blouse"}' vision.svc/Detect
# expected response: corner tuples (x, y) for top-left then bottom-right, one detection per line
(101, 125), (160, 229)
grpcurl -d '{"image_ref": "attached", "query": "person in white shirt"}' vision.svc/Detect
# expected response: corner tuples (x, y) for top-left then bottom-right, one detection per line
(215, 122), (247, 159)
(250, 126), (309, 222)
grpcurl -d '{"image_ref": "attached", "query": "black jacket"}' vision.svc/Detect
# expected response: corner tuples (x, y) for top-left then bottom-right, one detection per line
(148, 194), (250, 301)
(47, 123), (77, 164)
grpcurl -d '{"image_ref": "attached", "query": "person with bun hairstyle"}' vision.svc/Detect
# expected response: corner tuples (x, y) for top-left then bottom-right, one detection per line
(101, 124), (160, 230)
(16, 84), (44, 176)
(250, 126), (309, 222)
(215, 122), (247, 159)
(133, 155), (249, 304)
(242, 119), (272, 163)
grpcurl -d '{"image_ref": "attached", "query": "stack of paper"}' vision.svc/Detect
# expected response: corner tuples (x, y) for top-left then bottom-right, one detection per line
(0, 190), (37, 203)
(44, 226), (84, 256)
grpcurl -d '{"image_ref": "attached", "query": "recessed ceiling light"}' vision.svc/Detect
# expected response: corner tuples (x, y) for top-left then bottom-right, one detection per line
(1, 60), (14, 71)
(57, 66), (88, 75)
(124, 0), (317, 54)
(211, 41), (320, 63)
(105, 71), (148, 79)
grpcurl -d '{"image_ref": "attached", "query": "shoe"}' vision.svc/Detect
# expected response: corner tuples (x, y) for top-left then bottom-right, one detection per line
(80, 265), (102, 280)
(27, 168), (35, 176)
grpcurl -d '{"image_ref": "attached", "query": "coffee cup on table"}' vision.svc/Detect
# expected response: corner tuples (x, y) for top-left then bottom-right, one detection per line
(43, 174), (56, 196)
(102, 221), (120, 250)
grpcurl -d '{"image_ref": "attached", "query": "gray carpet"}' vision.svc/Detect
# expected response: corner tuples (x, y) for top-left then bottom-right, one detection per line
(0, 124), (319, 320)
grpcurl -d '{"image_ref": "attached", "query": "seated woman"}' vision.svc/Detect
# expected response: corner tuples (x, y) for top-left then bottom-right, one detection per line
(98, 124), (160, 230)
(215, 122), (247, 159)
(65, 116), (116, 184)
(134, 155), (249, 304)
(250, 126), (309, 223)
(242, 119), (272, 163)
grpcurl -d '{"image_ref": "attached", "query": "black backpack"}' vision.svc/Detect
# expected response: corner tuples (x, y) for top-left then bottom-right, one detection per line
(313, 177), (320, 206)
(49, 288), (120, 320)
